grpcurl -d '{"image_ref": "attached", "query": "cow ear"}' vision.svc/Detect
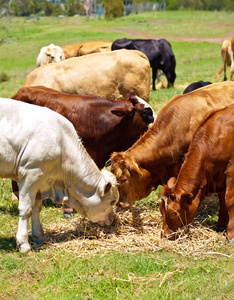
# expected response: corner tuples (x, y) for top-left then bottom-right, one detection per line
(180, 192), (194, 205)
(126, 93), (138, 105)
(111, 107), (135, 117)
(45, 47), (51, 55)
(104, 182), (112, 195)
(167, 177), (176, 188)
(129, 162), (143, 176)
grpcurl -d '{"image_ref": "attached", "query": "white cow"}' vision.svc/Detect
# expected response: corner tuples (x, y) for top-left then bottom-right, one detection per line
(36, 43), (65, 67)
(0, 98), (119, 253)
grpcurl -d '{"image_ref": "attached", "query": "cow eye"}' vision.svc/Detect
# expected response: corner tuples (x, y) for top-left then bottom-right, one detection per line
(120, 179), (127, 184)
(171, 212), (178, 217)
(110, 200), (116, 206)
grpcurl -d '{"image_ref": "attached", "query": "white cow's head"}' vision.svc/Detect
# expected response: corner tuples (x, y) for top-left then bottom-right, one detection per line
(36, 43), (65, 67)
(67, 168), (119, 226)
(86, 168), (119, 226)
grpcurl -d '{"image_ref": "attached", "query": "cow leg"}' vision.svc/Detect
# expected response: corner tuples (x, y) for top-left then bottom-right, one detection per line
(63, 203), (74, 218)
(16, 188), (36, 253)
(224, 176), (234, 241)
(217, 192), (229, 231)
(16, 171), (43, 253)
(163, 68), (173, 88)
(230, 51), (234, 81)
(31, 197), (46, 244)
(152, 68), (157, 90)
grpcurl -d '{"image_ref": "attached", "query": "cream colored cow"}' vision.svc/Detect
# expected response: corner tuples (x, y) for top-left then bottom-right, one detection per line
(36, 43), (65, 67)
(24, 49), (151, 101)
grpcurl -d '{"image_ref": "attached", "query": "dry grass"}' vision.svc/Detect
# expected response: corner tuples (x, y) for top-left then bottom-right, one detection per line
(34, 197), (233, 258)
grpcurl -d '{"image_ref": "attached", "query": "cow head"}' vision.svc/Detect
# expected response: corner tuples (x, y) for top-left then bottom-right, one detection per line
(83, 168), (119, 226)
(111, 152), (152, 208)
(160, 177), (200, 239)
(45, 44), (65, 63)
(111, 93), (155, 127)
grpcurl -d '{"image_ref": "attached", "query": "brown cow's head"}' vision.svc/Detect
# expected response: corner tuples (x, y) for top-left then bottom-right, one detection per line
(160, 177), (200, 239)
(111, 152), (152, 208)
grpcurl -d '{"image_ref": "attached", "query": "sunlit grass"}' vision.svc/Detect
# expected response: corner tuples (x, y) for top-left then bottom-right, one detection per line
(0, 10), (233, 299)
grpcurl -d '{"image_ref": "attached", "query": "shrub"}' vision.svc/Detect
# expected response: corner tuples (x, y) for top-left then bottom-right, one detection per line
(0, 72), (10, 83)
(102, 0), (124, 19)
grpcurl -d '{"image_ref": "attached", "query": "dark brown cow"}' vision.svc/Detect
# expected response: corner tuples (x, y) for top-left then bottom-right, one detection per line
(11, 86), (155, 217)
(12, 86), (155, 169)
(160, 104), (234, 243)
(111, 81), (234, 208)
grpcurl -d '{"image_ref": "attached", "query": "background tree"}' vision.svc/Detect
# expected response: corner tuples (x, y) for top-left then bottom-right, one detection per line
(102, 0), (124, 19)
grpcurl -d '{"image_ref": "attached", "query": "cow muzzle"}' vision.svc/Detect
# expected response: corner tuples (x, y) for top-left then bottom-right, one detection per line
(93, 212), (115, 227)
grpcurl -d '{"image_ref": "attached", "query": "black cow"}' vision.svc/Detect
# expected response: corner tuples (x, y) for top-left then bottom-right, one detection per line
(183, 80), (212, 94)
(111, 38), (176, 90)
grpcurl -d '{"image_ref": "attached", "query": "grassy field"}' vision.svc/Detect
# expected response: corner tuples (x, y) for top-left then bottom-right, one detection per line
(0, 10), (234, 299)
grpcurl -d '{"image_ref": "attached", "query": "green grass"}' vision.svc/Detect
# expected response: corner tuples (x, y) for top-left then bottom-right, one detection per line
(0, 10), (234, 299)
(0, 248), (233, 299)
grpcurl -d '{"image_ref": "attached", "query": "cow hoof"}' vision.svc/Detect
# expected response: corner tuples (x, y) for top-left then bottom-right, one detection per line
(33, 235), (47, 245)
(19, 242), (31, 254)
(216, 226), (227, 233)
(63, 211), (73, 219)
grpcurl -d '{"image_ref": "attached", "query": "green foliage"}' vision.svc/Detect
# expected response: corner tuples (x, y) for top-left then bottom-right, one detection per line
(0, 72), (10, 83)
(166, 0), (234, 10)
(65, 0), (83, 16)
(102, 0), (124, 19)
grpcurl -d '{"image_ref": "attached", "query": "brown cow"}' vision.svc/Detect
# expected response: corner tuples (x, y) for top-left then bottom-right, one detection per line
(215, 37), (234, 81)
(160, 103), (234, 243)
(61, 41), (112, 59)
(12, 86), (155, 169)
(78, 41), (112, 56)
(24, 49), (151, 101)
(61, 43), (84, 59)
(111, 81), (234, 208)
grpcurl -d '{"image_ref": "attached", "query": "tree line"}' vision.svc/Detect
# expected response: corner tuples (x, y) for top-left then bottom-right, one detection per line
(0, 0), (233, 18)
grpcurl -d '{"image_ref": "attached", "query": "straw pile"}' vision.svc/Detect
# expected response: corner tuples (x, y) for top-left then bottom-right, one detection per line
(35, 196), (233, 258)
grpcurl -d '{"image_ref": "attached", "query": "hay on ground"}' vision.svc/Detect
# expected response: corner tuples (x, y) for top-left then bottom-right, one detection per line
(34, 197), (233, 257)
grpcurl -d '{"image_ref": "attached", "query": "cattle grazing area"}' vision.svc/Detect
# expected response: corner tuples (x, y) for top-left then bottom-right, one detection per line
(0, 11), (233, 300)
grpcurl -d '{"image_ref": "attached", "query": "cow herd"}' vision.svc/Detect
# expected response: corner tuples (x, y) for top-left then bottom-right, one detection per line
(1, 36), (234, 253)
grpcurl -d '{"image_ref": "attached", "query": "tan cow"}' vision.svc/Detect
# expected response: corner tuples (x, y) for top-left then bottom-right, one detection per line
(61, 41), (112, 58)
(36, 43), (65, 67)
(24, 49), (151, 101)
(61, 43), (84, 59)
(215, 37), (234, 81)
(78, 41), (112, 56)
(111, 81), (234, 208)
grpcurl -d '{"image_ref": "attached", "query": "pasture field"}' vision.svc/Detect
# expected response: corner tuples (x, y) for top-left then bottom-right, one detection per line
(0, 10), (234, 300)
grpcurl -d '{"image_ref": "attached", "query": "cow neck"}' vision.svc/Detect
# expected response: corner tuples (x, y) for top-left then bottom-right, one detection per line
(174, 145), (209, 202)
(61, 128), (102, 196)
(125, 122), (186, 187)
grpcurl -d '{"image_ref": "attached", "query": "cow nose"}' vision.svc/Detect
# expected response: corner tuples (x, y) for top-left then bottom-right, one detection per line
(105, 213), (115, 226)
(96, 213), (115, 227)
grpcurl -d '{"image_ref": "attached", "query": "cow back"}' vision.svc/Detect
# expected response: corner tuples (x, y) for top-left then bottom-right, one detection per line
(24, 49), (151, 101)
